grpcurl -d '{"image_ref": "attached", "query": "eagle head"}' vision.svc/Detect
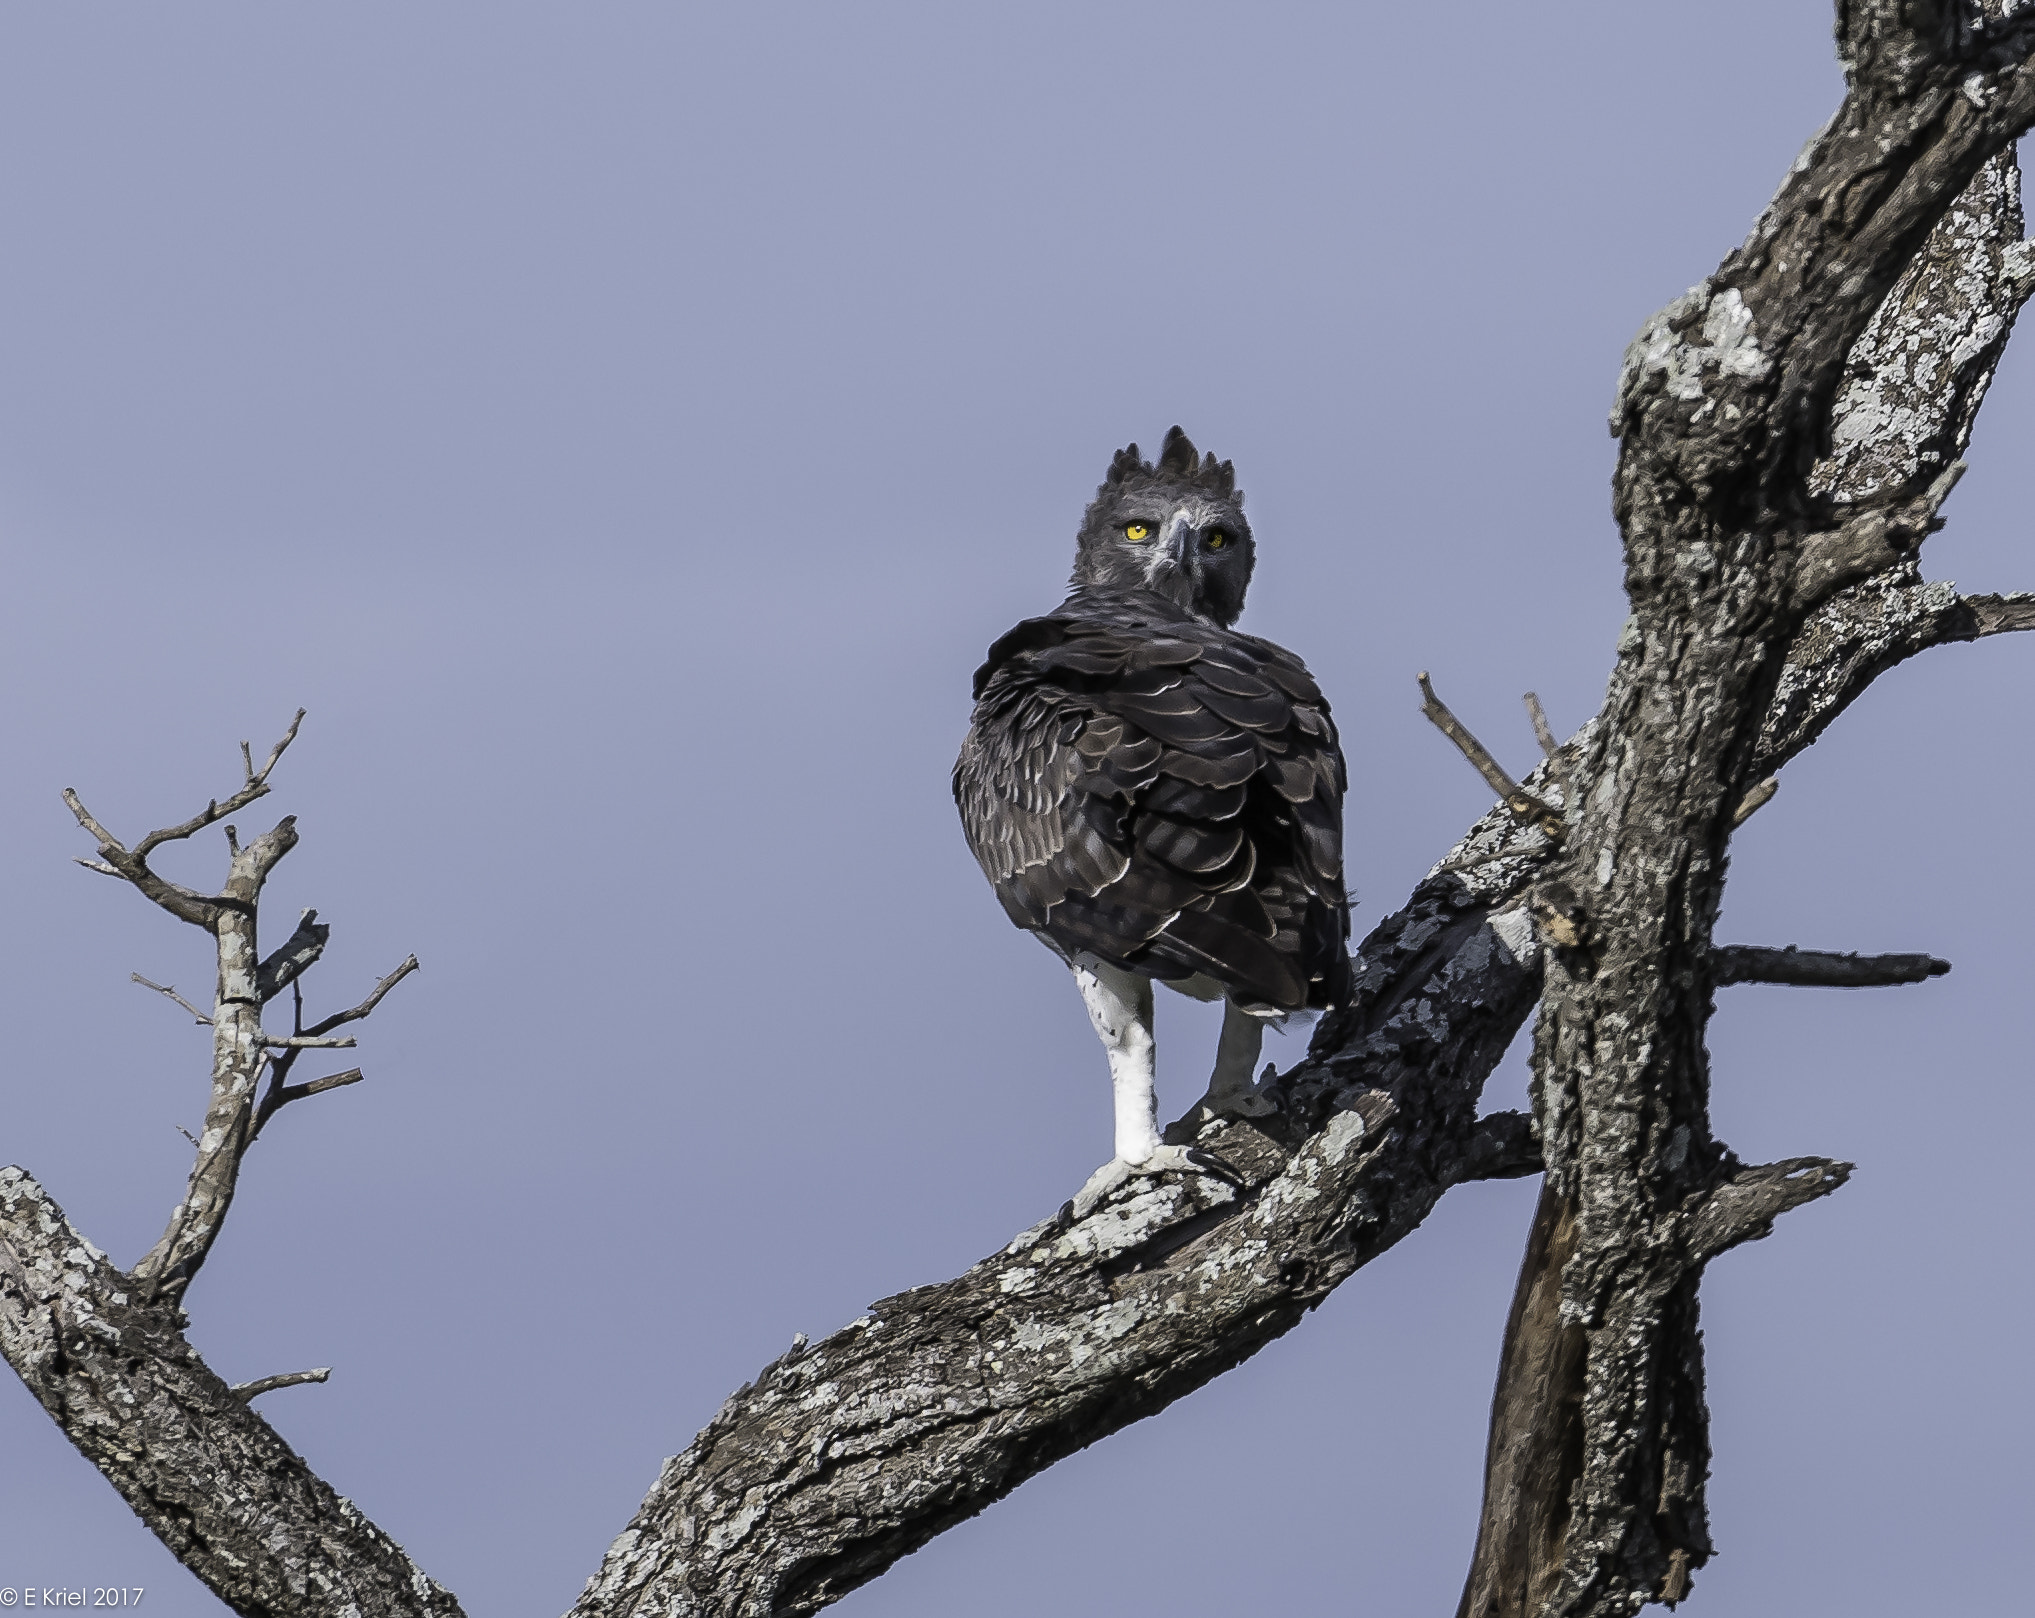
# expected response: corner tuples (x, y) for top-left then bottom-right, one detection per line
(1069, 426), (1254, 627)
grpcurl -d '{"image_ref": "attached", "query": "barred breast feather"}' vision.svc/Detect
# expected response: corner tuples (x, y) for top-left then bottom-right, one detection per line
(954, 587), (1348, 1012)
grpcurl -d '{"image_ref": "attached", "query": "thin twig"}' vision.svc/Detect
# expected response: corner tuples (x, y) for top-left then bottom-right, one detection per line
(283, 1068), (364, 1100)
(251, 1068), (365, 1139)
(1418, 673), (1563, 835)
(1523, 692), (1573, 811)
(302, 956), (420, 1038)
(231, 1367), (332, 1402)
(131, 974), (212, 1026)
(129, 710), (305, 860)
(60, 789), (123, 851)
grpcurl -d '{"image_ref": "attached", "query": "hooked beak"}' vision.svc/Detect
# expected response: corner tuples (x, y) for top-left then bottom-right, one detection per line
(1150, 511), (1196, 577)
(1137, 512), (1202, 611)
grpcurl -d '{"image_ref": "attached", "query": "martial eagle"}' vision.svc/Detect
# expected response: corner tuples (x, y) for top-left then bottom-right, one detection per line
(955, 428), (1349, 1216)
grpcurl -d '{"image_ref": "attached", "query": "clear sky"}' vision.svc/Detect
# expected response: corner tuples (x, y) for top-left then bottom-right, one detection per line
(1, 5), (2028, 1614)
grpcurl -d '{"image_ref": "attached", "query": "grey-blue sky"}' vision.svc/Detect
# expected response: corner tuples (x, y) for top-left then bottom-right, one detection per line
(0, 4), (2026, 1613)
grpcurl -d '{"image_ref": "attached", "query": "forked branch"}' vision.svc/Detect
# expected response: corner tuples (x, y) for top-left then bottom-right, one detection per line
(1418, 673), (1563, 835)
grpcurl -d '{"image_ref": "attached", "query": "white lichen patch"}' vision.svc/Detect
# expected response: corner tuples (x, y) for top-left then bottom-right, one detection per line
(1812, 153), (2028, 503)
(1613, 284), (1773, 427)
(1487, 906), (1538, 965)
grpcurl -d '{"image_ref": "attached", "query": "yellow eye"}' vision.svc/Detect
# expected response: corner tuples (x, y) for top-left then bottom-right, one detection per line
(1123, 522), (1151, 542)
(1207, 530), (1230, 549)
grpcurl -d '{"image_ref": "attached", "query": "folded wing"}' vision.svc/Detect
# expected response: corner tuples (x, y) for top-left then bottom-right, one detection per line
(954, 591), (1349, 1012)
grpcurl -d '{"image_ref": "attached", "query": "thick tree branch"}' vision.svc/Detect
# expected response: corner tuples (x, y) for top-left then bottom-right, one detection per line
(256, 908), (331, 1002)
(1682, 1158), (1852, 1264)
(1758, 576), (2035, 771)
(0, 1169), (460, 1617)
(1451, 1111), (1545, 1185)
(1471, 12), (2035, 1615)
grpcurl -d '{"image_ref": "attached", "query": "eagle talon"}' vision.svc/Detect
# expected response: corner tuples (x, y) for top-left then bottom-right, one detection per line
(1180, 1145), (1243, 1186)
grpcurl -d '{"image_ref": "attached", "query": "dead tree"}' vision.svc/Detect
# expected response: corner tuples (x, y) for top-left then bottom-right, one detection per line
(4, 7), (2034, 1616)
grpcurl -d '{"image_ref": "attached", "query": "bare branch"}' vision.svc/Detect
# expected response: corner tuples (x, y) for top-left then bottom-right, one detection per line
(1810, 151), (2035, 508)
(0, 1169), (463, 1616)
(1757, 579), (2035, 776)
(1522, 691), (1573, 810)
(129, 709), (305, 861)
(60, 787), (123, 852)
(265, 1035), (357, 1050)
(1449, 1111), (1544, 1186)
(251, 1070), (364, 1142)
(231, 1366), (331, 1402)
(1731, 776), (1779, 825)
(303, 956), (420, 1038)
(1418, 673), (1563, 834)
(63, 788), (219, 929)
(132, 973), (212, 1025)
(1683, 1158), (1853, 1265)
(1713, 945), (1949, 987)
(289, 1068), (363, 1099)
(1970, 590), (2035, 635)
(1788, 462), (1965, 612)
(239, 815), (300, 887)
(255, 908), (330, 1003)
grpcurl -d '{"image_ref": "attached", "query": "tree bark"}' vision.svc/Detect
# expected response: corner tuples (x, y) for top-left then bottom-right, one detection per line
(0, 1169), (462, 1618)
(1462, 12), (2035, 1616)
(6, 10), (2035, 1618)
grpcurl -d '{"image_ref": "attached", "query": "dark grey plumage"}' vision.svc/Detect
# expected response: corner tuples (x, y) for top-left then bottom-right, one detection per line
(954, 428), (1349, 1018)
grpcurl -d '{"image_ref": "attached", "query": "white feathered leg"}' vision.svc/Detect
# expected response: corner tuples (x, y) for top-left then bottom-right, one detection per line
(1065, 960), (1240, 1220)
